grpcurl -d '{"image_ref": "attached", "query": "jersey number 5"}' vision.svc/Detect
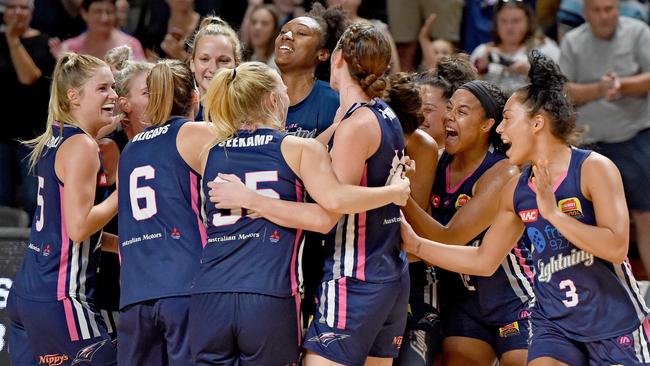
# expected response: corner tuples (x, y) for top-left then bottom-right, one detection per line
(212, 171), (279, 227)
(129, 166), (157, 221)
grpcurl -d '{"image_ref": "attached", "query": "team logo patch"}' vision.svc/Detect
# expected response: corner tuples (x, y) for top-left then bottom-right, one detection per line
(431, 195), (441, 209)
(307, 332), (350, 347)
(269, 229), (280, 243)
(393, 336), (403, 347)
(519, 209), (538, 223)
(455, 194), (471, 209)
(618, 335), (633, 348)
(558, 197), (583, 218)
(72, 339), (107, 364)
(43, 244), (51, 257)
(519, 310), (531, 319)
(498, 321), (521, 338)
(171, 227), (181, 240)
(38, 354), (69, 366)
(527, 227), (546, 253)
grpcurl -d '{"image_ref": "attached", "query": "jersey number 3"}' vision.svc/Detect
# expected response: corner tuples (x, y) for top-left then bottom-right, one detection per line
(559, 279), (579, 308)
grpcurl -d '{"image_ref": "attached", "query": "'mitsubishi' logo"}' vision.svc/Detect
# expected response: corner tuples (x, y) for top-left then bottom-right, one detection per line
(38, 354), (69, 366)
(269, 230), (280, 243)
(171, 227), (181, 240)
(307, 332), (350, 347)
(558, 197), (583, 218)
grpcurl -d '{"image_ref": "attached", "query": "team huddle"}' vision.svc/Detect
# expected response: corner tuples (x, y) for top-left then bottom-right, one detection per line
(5, 8), (650, 366)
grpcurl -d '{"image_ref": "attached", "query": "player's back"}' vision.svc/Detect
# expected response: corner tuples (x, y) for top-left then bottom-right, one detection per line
(117, 117), (206, 309)
(322, 98), (408, 284)
(12, 123), (107, 302)
(193, 128), (304, 298)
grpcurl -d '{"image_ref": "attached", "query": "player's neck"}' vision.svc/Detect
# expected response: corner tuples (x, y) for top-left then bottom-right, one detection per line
(281, 71), (316, 106)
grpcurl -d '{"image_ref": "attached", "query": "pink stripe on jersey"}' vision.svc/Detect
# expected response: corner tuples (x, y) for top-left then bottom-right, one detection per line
(290, 180), (304, 296)
(527, 170), (568, 193)
(643, 318), (650, 342)
(190, 172), (208, 248)
(356, 165), (367, 281)
(513, 247), (535, 284)
(336, 277), (347, 329)
(446, 164), (479, 194)
(58, 186), (79, 341)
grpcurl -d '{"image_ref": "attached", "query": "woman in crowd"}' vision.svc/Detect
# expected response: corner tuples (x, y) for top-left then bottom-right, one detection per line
(7, 53), (118, 365)
(402, 50), (650, 366)
(470, 0), (559, 95)
(241, 3), (281, 67)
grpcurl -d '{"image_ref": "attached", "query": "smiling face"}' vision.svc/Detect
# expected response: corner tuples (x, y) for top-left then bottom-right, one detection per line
(497, 94), (536, 165)
(274, 16), (326, 73)
(444, 89), (493, 155)
(190, 34), (237, 95)
(72, 66), (118, 132)
(419, 84), (447, 146)
(120, 71), (150, 136)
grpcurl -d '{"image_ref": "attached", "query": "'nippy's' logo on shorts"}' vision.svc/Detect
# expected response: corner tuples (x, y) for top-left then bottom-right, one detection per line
(38, 354), (69, 366)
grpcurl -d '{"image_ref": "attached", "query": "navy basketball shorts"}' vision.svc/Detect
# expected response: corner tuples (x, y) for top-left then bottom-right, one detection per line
(7, 291), (117, 366)
(528, 315), (650, 365)
(188, 292), (301, 366)
(117, 296), (191, 366)
(304, 271), (409, 366)
(441, 303), (530, 358)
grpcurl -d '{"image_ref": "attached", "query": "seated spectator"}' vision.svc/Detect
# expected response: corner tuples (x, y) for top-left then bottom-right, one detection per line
(0, 0), (56, 218)
(418, 13), (454, 72)
(557, 0), (649, 41)
(241, 3), (281, 67)
(52, 0), (145, 60)
(471, 0), (560, 95)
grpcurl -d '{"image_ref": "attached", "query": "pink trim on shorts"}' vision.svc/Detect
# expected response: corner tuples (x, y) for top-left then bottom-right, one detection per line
(190, 172), (208, 247)
(336, 277), (347, 329)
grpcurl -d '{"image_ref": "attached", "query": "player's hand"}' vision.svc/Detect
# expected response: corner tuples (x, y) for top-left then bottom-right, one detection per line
(403, 156), (416, 178)
(207, 173), (254, 210)
(532, 160), (560, 220)
(400, 211), (420, 254)
(388, 164), (411, 206)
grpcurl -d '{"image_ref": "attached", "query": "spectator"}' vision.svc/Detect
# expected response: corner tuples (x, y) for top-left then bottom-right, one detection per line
(560, 0), (650, 288)
(241, 3), (281, 67)
(388, 0), (463, 71)
(471, 0), (560, 95)
(137, 0), (200, 61)
(30, 0), (85, 40)
(557, 0), (649, 41)
(419, 14), (454, 72)
(0, 0), (56, 217)
(52, 0), (145, 60)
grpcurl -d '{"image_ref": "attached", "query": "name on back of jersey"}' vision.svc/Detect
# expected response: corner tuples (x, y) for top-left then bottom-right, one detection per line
(217, 134), (274, 148)
(132, 125), (170, 142)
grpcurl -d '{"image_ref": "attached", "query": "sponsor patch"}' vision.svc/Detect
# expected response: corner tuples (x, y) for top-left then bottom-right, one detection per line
(519, 209), (538, 223)
(39, 354), (69, 366)
(455, 194), (471, 209)
(558, 197), (583, 218)
(307, 332), (350, 347)
(498, 321), (520, 338)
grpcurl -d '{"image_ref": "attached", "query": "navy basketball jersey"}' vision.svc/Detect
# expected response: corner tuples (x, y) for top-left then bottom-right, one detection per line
(117, 117), (207, 309)
(12, 123), (108, 304)
(192, 128), (304, 298)
(432, 147), (534, 323)
(285, 80), (338, 138)
(321, 98), (408, 283)
(514, 148), (648, 341)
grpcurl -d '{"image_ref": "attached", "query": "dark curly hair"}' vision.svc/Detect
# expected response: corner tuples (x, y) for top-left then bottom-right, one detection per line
(336, 23), (392, 99)
(307, 3), (350, 81)
(459, 80), (508, 151)
(514, 50), (580, 144)
(435, 55), (478, 93)
(385, 73), (424, 135)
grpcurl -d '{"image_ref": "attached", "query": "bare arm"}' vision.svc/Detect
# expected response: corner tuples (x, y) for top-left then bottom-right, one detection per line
(56, 135), (118, 242)
(565, 81), (607, 106)
(619, 72), (650, 97)
(406, 129), (438, 208)
(98, 138), (120, 186)
(402, 175), (525, 275)
(404, 160), (518, 245)
(101, 232), (118, 253)
(532, 156), (629, 263)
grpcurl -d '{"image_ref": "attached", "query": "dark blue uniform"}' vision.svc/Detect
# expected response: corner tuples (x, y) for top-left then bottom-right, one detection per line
(304, 99), (410, 366)
(514, 148), (650, 365)
(117, 117), (206, 366)
(285, 79), (338, 138)
(8, 123), (116, 366)
(432, 147), (534, 357)
(189, 128), (304, 365)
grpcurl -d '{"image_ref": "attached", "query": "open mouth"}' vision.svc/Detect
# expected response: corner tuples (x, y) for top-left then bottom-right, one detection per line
(101, 103), (115, 113)
(445, 126), (458, 138)
(278, 44), (294, 53)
